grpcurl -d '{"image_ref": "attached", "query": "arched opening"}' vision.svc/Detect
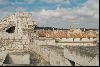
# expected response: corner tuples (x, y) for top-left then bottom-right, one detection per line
(68, 60), (75, 66)
(6, 26), (15, 33)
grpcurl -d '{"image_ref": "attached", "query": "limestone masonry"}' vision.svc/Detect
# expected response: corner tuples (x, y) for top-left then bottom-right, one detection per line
(0, 12), (99, 66)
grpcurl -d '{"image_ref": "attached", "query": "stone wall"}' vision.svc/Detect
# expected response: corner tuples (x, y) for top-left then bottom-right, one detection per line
(34, 39), (56, 46)
(3, 52), (30, 64)
(29, 43), (73, 66)
(28, 41), (99, 66)
(64, 46), (99, 66)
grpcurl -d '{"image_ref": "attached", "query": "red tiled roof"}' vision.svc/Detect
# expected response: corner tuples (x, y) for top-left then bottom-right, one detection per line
(38, 30), (98, 38)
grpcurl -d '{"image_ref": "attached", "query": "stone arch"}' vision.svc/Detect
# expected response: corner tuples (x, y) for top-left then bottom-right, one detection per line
(3, 25), (15, 33)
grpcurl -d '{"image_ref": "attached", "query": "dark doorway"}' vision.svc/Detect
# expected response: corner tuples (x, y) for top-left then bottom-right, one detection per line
(6, 26), (15, 33)
(69, 60), (75, 66)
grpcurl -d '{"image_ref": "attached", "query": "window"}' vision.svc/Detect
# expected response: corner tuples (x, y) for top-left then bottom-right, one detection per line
(6, 26), (15, 33)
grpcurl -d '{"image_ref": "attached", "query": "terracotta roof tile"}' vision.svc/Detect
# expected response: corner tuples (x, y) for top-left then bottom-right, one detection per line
(38, 30), (98, 38)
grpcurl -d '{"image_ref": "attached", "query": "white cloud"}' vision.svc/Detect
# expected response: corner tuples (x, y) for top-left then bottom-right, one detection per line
(40, 0), (70, 4)
(15, 7), (28, 11)
(23, 0), (35, 4)
(10, 0), (35, 5)
(31, 0), (99, 28)
(39, 9), (62, 17)
(0, 6), (27, 19)
(0, 11), (13, 19)
(0, 0), (99, 28)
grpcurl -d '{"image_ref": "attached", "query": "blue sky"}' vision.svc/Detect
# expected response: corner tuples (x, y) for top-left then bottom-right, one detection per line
(0, 0), (87, 11)
(0, 0), (99, 28)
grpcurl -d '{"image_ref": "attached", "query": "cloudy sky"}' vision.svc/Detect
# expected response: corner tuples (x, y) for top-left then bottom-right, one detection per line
(0, 0), (99, 29)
